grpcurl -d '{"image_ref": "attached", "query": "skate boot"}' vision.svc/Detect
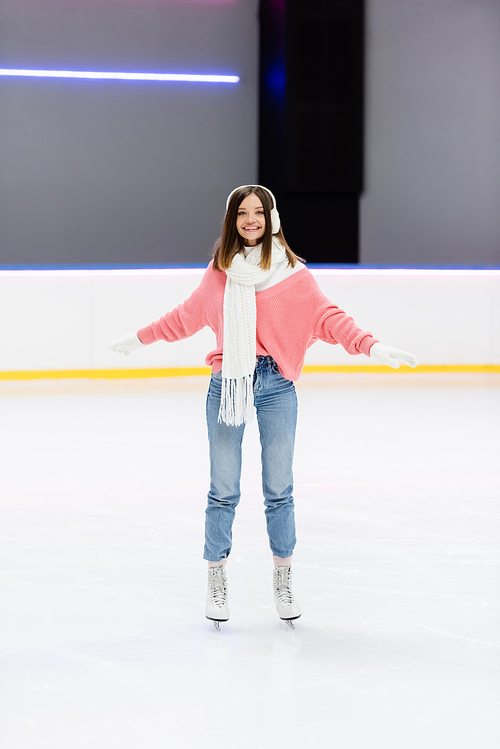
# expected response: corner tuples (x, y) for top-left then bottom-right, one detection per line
(273, 566), (301, 629)
(206, 564), (229, 631)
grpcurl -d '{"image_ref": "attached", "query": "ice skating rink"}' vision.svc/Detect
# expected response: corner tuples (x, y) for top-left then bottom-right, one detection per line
(1, 372), (499, 749)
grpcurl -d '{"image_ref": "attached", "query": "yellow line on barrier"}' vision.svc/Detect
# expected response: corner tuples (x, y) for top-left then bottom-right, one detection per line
(0, 367), (211, 380)
(303, 364), (500, 374)
(0, 365), (499, 380)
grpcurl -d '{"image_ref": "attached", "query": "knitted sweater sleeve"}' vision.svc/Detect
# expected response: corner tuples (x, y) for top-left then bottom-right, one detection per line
(137, 264), (213, 345)
(310, 274), (377, 357)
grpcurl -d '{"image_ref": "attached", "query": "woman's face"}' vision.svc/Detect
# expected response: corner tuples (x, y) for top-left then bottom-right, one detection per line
(235, 193), (266, 246)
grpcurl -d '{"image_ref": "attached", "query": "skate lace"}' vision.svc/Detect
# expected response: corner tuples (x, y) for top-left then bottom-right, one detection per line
(209, 568), (228, 608)
(274, 568), (295, 605)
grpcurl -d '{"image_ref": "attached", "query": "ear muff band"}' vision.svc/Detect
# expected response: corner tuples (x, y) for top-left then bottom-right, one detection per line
(226, 184), (281, 235)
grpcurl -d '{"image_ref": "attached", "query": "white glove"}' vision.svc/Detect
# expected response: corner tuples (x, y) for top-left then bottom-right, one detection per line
(370, 342), (418, 370)
(109, 332), (145, 356)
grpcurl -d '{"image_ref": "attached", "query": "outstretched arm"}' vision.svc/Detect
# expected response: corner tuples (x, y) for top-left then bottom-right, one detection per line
(109, 264), (217, 357)
(310, 274), (418, 367)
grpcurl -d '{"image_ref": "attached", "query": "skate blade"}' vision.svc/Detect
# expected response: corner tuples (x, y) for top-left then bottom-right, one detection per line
(284, 619), (295, 630)
(213, 620), (222, 632)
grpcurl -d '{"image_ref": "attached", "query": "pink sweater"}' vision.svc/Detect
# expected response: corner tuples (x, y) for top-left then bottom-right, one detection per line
(137, 263), (378, 381)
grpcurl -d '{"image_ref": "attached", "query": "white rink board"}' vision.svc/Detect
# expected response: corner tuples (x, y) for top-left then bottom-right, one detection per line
(1, 268), (499, 372)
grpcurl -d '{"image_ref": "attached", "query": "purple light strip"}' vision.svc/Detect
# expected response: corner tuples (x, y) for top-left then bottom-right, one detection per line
(312, 268), (500, 277)
(0, 269), (499, 278)
(0, 68), (239, 83)
(0, 269), (206, 277)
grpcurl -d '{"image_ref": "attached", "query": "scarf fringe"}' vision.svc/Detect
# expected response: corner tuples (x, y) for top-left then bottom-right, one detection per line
(218, 374), (254, 426)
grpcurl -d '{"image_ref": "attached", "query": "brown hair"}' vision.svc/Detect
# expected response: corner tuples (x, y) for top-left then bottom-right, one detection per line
(213, 185), (304, 271)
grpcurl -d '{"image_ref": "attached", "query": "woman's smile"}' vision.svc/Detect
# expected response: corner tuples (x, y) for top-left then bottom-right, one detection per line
(236, 193), (266, 245)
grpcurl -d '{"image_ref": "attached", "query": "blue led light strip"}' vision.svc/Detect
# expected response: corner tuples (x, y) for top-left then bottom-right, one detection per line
(0, 68), (239, 83)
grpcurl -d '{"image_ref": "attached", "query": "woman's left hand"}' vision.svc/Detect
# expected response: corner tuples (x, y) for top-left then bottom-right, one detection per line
(370, 342), (418, 369)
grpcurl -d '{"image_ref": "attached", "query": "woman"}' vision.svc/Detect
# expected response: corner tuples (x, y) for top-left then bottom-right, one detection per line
(110, 185), (418, 629)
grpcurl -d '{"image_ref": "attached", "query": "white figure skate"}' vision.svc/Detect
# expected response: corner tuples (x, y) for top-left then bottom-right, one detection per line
(206, 565), (229, 631)
(273, 566), (301, 629)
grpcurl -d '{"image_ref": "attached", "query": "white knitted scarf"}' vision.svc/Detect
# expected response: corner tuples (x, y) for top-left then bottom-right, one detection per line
(219, 239), (286, 426)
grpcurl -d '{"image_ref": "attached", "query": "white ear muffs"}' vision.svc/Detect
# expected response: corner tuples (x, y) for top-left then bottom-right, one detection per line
(226, 184), (281, 235)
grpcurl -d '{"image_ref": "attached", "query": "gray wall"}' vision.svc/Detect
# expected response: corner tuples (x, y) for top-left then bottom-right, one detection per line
(0, 0), (258, 265)
(361, 0), (500, 266)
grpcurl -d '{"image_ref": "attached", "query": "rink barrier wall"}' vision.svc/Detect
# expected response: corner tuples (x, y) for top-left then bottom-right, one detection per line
(1, 266), (499, 376)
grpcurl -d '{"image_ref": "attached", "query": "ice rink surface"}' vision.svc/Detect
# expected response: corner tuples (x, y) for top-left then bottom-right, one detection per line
(1, 372), (499, 749)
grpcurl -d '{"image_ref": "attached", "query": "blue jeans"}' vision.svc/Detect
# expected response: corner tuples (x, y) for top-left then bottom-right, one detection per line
(204, 356), (298, 561)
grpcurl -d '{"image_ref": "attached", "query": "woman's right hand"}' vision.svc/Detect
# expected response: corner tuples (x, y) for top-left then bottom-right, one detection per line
(369, 342), (418, 369)
(109, 333), (145, 356)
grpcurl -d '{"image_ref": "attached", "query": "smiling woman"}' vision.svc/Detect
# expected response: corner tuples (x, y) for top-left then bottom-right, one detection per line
(109, 183), (418, 632)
